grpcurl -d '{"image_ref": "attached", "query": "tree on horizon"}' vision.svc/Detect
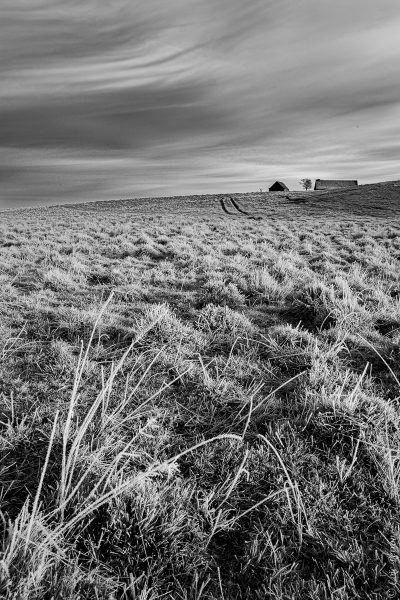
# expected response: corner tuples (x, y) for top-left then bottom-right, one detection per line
(299, 178), (312, 191)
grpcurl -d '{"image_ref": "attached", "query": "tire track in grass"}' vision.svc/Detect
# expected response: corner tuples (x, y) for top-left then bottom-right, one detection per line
(230, 196), (263, 220)
(220, 198), (235, 215)
(230, 197), (249, 215)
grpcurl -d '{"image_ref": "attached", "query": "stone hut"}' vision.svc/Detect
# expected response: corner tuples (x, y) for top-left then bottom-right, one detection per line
(314, 179), (358, 190)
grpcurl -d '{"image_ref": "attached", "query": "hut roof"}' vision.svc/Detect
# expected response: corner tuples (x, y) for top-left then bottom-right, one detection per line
(314, 179), (358, 190)
(269, 181), (289, 191)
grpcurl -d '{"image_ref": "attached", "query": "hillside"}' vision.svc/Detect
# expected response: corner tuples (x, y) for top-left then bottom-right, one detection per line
(1, 181), (400, 598)
(5, 179), (400, 221)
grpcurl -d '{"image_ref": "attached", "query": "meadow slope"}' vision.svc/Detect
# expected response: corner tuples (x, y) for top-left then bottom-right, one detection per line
(1, 182), (400, 599)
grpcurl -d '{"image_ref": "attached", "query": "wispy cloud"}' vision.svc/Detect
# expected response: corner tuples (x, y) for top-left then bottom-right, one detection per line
(1, 0), (400, 207)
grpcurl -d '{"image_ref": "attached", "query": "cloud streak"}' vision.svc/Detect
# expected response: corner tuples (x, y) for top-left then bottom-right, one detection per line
(1, 0), (400, 207)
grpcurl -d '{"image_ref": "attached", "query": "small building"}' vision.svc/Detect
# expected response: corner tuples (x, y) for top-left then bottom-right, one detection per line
(269, 181), (289, 192)
(314, 179), (358, 191)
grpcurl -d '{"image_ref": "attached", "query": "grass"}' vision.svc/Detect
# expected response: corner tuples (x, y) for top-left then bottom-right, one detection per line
(1, 182), (400, 598)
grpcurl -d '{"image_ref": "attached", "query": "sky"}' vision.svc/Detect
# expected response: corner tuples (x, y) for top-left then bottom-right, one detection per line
(1, 0), (400, 208)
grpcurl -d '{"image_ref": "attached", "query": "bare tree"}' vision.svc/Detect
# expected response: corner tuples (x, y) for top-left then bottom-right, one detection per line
(299, 178), (312, 191)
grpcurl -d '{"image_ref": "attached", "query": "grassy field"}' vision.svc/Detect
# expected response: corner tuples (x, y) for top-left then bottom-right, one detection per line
(1, 182), (400, 599)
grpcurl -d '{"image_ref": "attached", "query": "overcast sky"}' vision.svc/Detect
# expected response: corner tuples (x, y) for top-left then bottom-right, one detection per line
(1, 0), (400, 208)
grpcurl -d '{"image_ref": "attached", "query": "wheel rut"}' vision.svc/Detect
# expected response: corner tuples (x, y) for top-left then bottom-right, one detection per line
(220, 198), (235, 215)
(230, 198), (249, 215)
(219, 196), (261, 220)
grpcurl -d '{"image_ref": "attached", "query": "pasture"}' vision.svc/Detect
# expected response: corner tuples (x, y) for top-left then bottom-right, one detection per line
(1, 182), (400, 598)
